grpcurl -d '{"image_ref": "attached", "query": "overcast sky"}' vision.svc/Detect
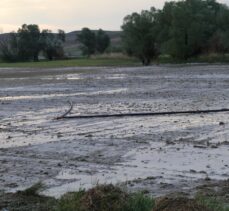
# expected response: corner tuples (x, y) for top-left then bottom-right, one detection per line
(0, 0), (228, 33)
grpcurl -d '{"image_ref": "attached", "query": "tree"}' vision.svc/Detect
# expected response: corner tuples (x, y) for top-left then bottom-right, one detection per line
(96, 29), (110, 54)
(0, 25), (66, 62)
(121, 0), (229, 62)
(57, 29), (66, 42)
(78, 28), (96, 56)
(77, 28), (110, 56)
(157, 0), (229, 59)
(208, 3), (229, 53)
(160, 0), (212, 59)
(17, 24), (41, 61)
(40, 29), (65, 60)
(121, 8), (159, 65)
(0, 33), (19, 62)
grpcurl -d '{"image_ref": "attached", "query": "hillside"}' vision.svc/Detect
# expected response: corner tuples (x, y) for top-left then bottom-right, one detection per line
(0, 33), (11, 42)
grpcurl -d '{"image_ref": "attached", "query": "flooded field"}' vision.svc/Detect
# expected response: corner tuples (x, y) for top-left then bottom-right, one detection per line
(0, 64), (228, 198)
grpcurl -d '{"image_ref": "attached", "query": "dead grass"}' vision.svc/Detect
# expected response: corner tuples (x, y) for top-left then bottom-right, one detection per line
(153, 197), (211, 211)
(80, 184), (128, 210)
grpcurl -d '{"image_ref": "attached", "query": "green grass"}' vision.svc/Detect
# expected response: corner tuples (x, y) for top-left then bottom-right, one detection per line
(123, 192), (155, 211)
(57, 189), (86, 211)
(2, 53), (229, 68)
(193, 53), (229, 63)
(0, 57), (140, 68)
(196, 194), (229, 211)
(2, 183), (228, 211)
(57, 184), (154, 211)
(155, 53), (229, 64)
(0, 184), (154, 211)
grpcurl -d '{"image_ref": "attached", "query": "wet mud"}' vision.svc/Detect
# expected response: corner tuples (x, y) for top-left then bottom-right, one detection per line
(0, 64), (228, 197)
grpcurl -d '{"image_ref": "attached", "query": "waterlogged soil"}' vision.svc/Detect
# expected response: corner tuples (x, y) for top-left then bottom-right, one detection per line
(0, 64), (228, 198)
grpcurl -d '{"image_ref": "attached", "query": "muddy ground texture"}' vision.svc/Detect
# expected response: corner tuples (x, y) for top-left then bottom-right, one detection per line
(0, 64), (228, 198)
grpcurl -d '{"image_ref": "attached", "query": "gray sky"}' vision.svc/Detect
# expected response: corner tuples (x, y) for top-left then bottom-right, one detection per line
(0, 0), (228, 33)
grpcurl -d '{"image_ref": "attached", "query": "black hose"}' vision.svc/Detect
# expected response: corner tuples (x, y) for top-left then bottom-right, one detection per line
(57, 104), (229, 119)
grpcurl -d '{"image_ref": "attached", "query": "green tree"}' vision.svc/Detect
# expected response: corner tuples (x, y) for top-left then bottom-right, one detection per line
(40, 29), (65, 60)
(57, 29), (66, 42)
(157, 0), (229, 59)
(77, 28), (96, 56)
(0, 25), (66, 62)
(96, 29), (110, 54)
(17, 24), (41, 61)
(168, 0), (212, 59)
(121, 0), (229, 61)
(0, 33), (19, 62)
(208, 3), (229, 53)
(122, 8), (159, 65)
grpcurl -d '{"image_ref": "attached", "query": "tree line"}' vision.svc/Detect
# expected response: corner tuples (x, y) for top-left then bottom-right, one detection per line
(0, 25), (110, 62)
(0, 24), (66, 62)
(122, 0), (229, 65)
(1, 0), (229, 64)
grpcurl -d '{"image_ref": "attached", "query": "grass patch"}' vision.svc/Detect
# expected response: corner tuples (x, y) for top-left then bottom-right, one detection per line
(0, 182), (56, 211)
(155, 53), (229, 64)
(0, 57), (140, 68)
(0, 184), (154, 211)
(193, 53), (229, 63)
(2, 53), (229, 68)
(57, 189), (86, 211)
(124, 192), (155, 211)
(196, 194), (229, 211)
(1, 184), (228, 211)
(57, 184), (154, 211)
(153, 197), (211, 211)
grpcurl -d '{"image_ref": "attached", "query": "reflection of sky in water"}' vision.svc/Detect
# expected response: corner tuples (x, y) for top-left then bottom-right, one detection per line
(0, 88), (127, 101)
(45, 141), (229, 198)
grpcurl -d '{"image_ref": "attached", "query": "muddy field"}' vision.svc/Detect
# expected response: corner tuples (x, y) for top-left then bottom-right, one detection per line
(0, 64), (228, 198)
